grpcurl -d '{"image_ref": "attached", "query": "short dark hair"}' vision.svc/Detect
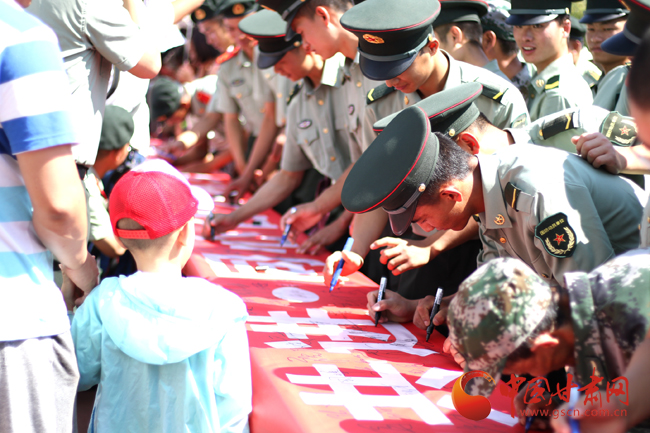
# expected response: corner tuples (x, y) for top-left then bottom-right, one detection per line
(628, 28), (650, 110)
(436, 22), (483, 46)
(116, 218), (180, 252)
(497, 38), (519, 56)
(424, 132), (474, 199)
(295, 0), (354, 20)
(506, 286), (563, 363)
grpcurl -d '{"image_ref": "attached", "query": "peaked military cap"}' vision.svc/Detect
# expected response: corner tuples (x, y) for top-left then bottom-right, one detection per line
(217, 0), (257, 18)
(256, 0), (308, 40)
(569, 16), (586, 40)
(602, 0), (650, 56)
(373, 82), (483, 139)
(580, 0), (629, 24)
(239, 9), (302, 68)
(342, 106), (440, 236)
(340, 0), (441, 81)
(192, 0), (221, 22)
(506, 0), (577, 26)
(433, 0), (489, 28)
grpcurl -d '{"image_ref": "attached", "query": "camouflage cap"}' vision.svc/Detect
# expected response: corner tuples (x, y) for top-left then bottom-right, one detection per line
(480, 2), (514, 41)
(447, 258), (553, 397)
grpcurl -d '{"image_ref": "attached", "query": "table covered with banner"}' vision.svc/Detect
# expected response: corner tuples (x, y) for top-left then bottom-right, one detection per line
(182, 172), (524, 433)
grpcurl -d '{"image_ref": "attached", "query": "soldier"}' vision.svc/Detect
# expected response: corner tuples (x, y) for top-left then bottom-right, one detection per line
(432, 0), (510, 81)
(446, 252), (650, 430)
(568, 16), (602, 96)
(590, 0), (644, 116)
(507, 0), (593, 120)
(203, 9), (354, 254)
(481, 3), (532, 96)
(340, 101), (645, 289)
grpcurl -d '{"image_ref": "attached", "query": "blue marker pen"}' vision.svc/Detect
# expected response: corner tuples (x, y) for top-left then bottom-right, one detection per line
(329, 237), (354, 292)
(280, 223), (291, 246)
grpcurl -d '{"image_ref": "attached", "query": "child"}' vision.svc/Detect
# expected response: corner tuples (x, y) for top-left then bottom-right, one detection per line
(63, 166), (252, 433)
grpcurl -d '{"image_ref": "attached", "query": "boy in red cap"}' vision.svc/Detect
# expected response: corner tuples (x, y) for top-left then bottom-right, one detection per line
(63, 166), (252, 433)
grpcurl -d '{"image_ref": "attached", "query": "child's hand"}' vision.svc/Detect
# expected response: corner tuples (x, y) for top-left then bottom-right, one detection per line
(61, 255), (98, 308)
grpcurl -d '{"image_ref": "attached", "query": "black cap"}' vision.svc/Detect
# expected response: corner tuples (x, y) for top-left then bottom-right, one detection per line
(580, 0), (629, 24)
(433, 0), (489, 28)
(149, 77), (184, 121)
(570, 16), (586, 40)
(506, 0), (575, 26)
(239, 9), (302, 68)
(340, 0), (441, 81)
(373, 82), (483, 137)
(100, 106), (134, 151)
(217, 0), (257, 18)
(602, 0), (650, 56)
(256, 0), (309, 40)
(192, 0), (221, 22)
(342, 106), (440, 236)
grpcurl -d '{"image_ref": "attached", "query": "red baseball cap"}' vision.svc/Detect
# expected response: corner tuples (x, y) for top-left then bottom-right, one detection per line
(109, 170), (198, 240)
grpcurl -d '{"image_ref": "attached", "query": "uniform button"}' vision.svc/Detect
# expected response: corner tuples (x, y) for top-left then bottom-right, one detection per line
(265, 73), (271, 79)
(323, 128), (329, 134)
(259, 108), (265, 113)
(304, 139), (309, 144)
(330, 156), (336, 161)
(236, 93), (242, 99)
(404, 96), (409, 105)
(647, 217), (650, 223)
(542, 273), (549, 278)
(499, 237), (506, 244)
(530, 93), (535, 98)
(356, 82), (362, 87)
(639, 225), (642, 230)
(318, 99), (324, 105)
(276, 92), (282, 99)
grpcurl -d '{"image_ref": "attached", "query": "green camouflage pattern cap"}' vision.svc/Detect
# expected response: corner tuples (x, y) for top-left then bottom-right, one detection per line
(448, 258), (553, 396)
(481, 3), (515, 41)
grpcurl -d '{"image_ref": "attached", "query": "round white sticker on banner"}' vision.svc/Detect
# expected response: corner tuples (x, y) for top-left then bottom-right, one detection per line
(272, 287), (319, 303)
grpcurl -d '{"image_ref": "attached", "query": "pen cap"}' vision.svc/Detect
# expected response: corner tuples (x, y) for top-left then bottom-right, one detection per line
(434, 287), (444, 304)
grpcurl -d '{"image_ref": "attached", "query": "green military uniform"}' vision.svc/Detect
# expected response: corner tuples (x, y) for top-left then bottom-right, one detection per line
(211, 48), (275, 137)
(570, 16), (603, 96)
(263, 70), (296, 127)
(642, 201), (650, 248)
(483, 59), (510, 82)
(526, 54), (594, 121)
(281, 56), (353, 181)
(342, 96), (646, 287)
(593, 64), (630, 115)
(447, 252), (650, 396)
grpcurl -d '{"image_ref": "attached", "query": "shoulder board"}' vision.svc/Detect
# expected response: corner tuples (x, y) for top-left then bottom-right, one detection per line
(587, 69), (601, 82)
(539, 110), (577, 140)
(544, 75), (560, 90)
(474, 78), (506, 104)
(216, 46), (240, 65)
(504, 182), (534, 213)
(366, 84), (396, 105)
(286, 82), (303, 106)
(600, 111), (637, 147)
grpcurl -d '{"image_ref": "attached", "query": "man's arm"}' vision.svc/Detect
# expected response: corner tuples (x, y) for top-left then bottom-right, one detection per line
(16, 145), (97, 291)
(224, 113), (248, 175)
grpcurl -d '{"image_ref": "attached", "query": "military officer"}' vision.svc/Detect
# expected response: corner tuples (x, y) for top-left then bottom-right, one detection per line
(568, 16), (602, 96)
(431, 0), (510, 82)
(205, 9), (355, 253)
(341, 100), (646, 287)
(507, 0), (593, 121)
(446, 252), (650, 405)
(480, 3), (532, 96)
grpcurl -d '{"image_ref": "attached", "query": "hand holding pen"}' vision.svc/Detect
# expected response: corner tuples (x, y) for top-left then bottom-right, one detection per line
(425, 288), (444, 342)
(328, 237), (355, 292)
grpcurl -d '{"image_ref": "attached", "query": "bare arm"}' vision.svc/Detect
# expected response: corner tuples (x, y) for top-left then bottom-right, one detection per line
(122, 0), (162, 79)
(350, 209), (389, 258)
(224, 112), (248, 174)
(16, 145), (97, 291)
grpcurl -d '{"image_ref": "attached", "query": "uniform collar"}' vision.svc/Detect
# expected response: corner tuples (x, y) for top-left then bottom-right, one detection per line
(442, 50), (462, 90)
(237, 48), (253, 68)
(529, 53), (573, 91)
(343, 52), (360, 82)
(504, 127), (533, 144)
(321, 52), (347, 88)
(477, 153), (513, 230)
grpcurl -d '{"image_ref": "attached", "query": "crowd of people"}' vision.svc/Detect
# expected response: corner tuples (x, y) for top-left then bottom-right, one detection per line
(2, 0), (650, 431)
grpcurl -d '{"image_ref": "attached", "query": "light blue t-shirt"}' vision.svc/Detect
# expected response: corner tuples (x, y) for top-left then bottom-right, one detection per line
(0, 0), (78, 342)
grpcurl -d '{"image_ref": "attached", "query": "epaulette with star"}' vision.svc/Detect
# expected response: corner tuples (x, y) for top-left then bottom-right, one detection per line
(366, 83), (396, 105)
(216, 45), (240, 65)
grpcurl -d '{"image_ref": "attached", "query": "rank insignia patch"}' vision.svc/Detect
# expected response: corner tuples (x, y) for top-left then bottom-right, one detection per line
(231, 79), (245, 87)
(600, 112), (637, 147)
(535, 212), (576, 258)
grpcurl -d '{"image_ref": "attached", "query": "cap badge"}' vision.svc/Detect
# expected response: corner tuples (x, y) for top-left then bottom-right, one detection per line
(194, 8), (206, 20)
(232, 3), (245, 15)
(418, 184), (426, 192)
(494, 214), (505, 225)
(363, 34), (385, 44)
(298, 119), (312, 129)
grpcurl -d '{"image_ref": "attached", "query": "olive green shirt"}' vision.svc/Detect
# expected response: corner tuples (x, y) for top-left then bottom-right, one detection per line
(476, 144), (646, 287)
(212, 49), (275, 136)
(526, 54), (594, 121)
(593, 63), (630, 116)
(262, 70), (295, 127)
(280, 56), (353, 181)
(575, 56), (602, 97)
(483, 58), (511, 83)
(641, 199), (650, 248)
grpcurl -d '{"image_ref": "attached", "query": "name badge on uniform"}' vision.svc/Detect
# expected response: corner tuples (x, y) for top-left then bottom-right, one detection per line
(298, 119), (312, 129)
(534, 212), (576, 258)
(231, 79), (245, 87)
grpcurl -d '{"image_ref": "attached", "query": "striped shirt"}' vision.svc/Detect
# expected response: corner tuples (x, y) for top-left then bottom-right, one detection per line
(0, 0), (78, 341)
